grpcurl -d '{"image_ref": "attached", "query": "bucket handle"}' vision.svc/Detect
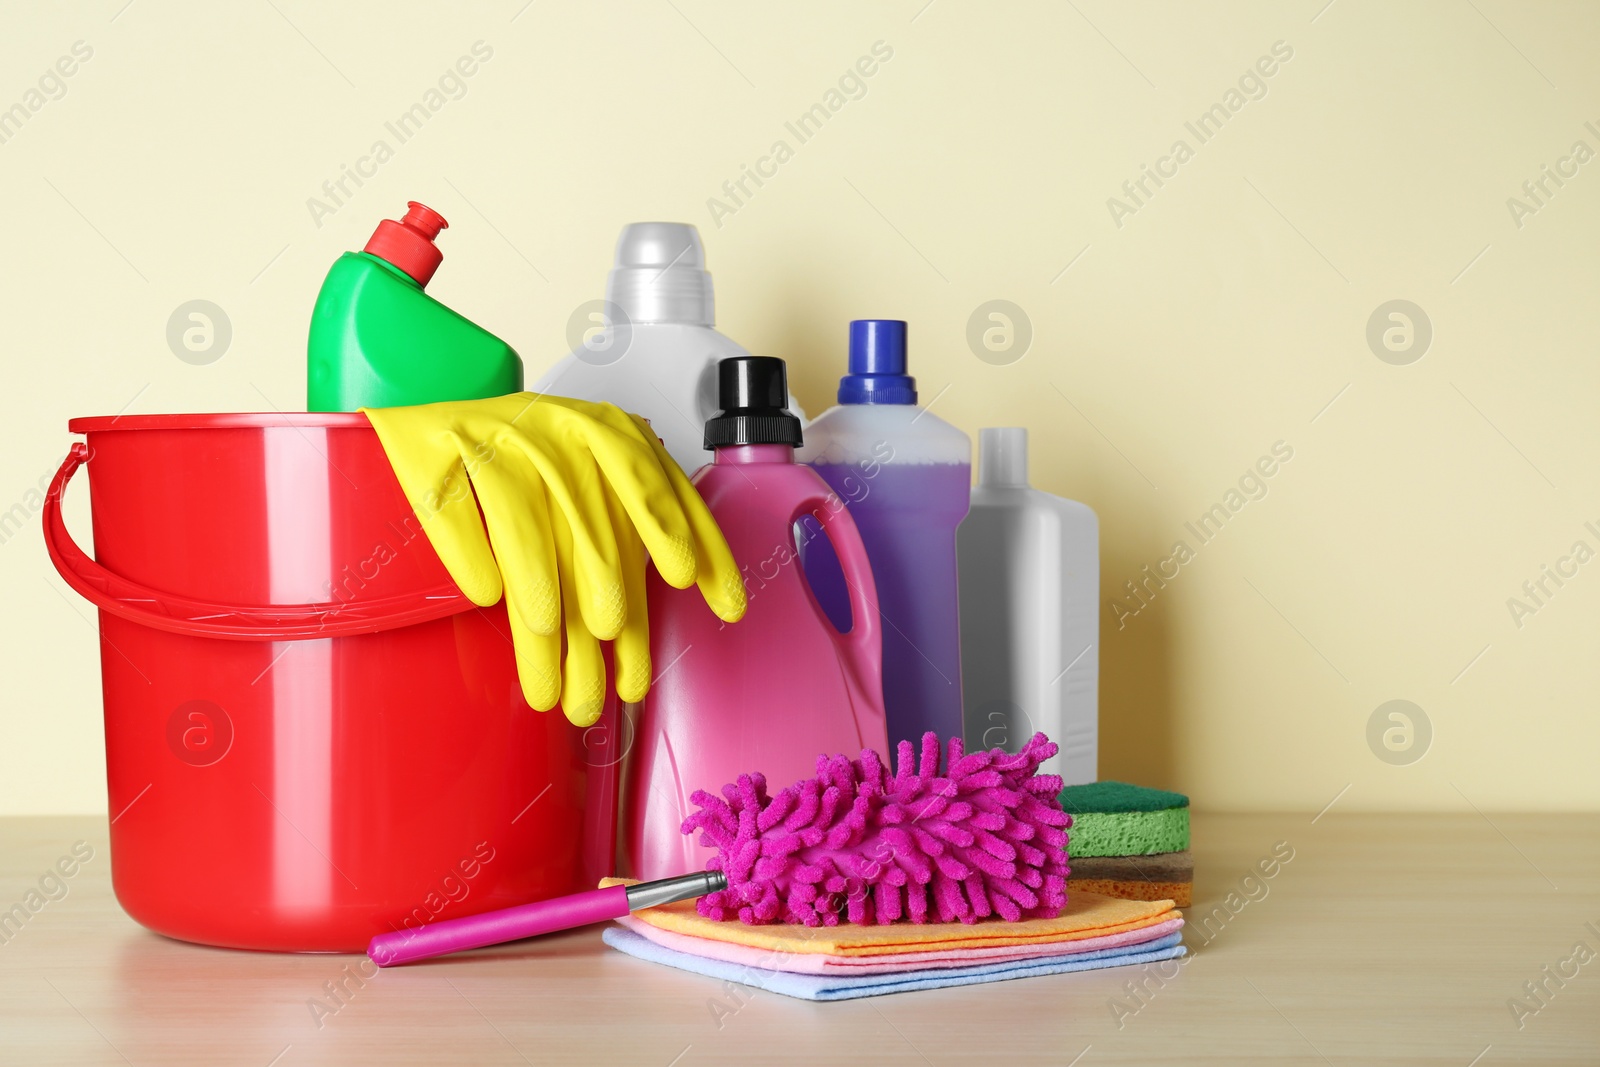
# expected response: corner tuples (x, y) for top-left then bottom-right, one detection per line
(43, 442), (475, 641)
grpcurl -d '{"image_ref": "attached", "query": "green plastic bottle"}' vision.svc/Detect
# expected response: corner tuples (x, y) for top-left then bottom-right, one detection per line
(307, 201), (522, 411)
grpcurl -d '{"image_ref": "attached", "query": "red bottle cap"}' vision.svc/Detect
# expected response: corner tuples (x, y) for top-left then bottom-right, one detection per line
(363, 201), (448, 287)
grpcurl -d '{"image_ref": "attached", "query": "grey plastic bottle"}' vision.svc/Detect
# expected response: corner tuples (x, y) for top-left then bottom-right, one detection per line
(958, 428), (1099, 783)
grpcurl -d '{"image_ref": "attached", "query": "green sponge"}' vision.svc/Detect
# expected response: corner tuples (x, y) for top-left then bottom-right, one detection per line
(1058, 780), (1190, 858)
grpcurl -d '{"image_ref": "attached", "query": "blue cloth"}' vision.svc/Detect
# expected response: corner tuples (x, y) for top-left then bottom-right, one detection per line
(602, 926), (1187, 1001)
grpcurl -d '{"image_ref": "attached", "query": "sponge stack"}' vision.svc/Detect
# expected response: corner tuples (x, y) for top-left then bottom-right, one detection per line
(1060, 781), (1192, 907)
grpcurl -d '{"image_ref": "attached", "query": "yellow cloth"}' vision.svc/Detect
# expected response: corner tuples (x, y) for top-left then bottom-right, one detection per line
(599, 878), (1180, 957)
(364, 394), (745, 724)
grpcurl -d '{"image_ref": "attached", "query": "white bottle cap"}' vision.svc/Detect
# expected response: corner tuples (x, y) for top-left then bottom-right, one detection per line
(606, 222), (715, 326)
(978, 427), (1030, 487)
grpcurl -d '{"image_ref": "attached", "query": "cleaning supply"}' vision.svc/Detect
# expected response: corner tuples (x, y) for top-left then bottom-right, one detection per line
(610, 876), (1179, 955)
(44, 413), (619, 952)
(363, 393), (746, 724)
(600, 875), (1186, 1003)
(610, 910), (1185, 973)
(308, 201), (522, 411)
(1057, 781), (1190, 857)
(627, 356), (886, 881)
(367, 730), (1068, 965)
(1068, 852), (1194, 908)
(1058, 780), (1192, 907)
(368, 871), (726, 966)
(683, 731), (1067, 926)
(601, 924), (1185, 1001)
(797, 320), (970, 747)
(531, 222), (805, 472)
(958, 427), (1099, 783)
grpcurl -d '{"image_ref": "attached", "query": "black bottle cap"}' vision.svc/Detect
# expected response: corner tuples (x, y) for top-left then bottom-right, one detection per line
(703, 356), (804, 449)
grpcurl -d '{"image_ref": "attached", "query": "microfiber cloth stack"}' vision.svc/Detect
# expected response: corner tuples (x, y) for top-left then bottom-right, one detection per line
(598, 880), (1184, 1001)
(1059, 781), (1192, 907)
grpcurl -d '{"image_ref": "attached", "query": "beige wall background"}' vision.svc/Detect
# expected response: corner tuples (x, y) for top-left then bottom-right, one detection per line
(4, 1), (1597, 814)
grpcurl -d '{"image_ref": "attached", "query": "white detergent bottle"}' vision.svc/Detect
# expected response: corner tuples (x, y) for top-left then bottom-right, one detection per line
(533, 222), (803, 471)
(957, 428), (1099, 783)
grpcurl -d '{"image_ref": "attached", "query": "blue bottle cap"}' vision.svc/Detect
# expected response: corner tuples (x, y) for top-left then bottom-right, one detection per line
(838, 319), (916, 405)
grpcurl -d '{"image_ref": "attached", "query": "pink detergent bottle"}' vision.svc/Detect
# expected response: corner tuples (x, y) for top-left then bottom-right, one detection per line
(627, 356), (888, 880)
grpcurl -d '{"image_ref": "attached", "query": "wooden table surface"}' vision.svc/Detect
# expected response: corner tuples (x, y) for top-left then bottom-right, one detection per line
(1, 813), (1596, 1066)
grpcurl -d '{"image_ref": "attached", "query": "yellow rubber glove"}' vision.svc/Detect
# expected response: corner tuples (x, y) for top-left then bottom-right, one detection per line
(363, 393), (745, 725)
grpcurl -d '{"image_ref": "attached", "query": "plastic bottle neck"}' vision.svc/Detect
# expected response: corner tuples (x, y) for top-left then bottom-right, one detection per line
(714, 444), (794, 466)
(978, 428), (1030, 488)
(607, 223), (715, 326)
(360, 252), (423, 289)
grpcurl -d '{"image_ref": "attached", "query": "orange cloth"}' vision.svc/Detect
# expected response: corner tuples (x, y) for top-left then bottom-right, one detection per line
(600, 878), (1180, 958)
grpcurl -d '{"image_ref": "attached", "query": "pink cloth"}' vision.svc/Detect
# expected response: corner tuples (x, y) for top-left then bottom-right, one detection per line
(614, 914), (1185, 976)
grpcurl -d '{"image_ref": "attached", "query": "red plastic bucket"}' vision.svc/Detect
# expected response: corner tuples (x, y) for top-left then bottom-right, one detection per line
(45, 413), (619, 952)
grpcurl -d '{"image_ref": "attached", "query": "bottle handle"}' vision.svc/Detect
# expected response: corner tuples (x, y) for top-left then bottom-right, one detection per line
(793, 490), (884, 721)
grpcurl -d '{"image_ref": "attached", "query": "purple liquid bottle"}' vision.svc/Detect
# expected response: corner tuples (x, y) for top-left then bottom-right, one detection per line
(798, 320), (971, 746)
